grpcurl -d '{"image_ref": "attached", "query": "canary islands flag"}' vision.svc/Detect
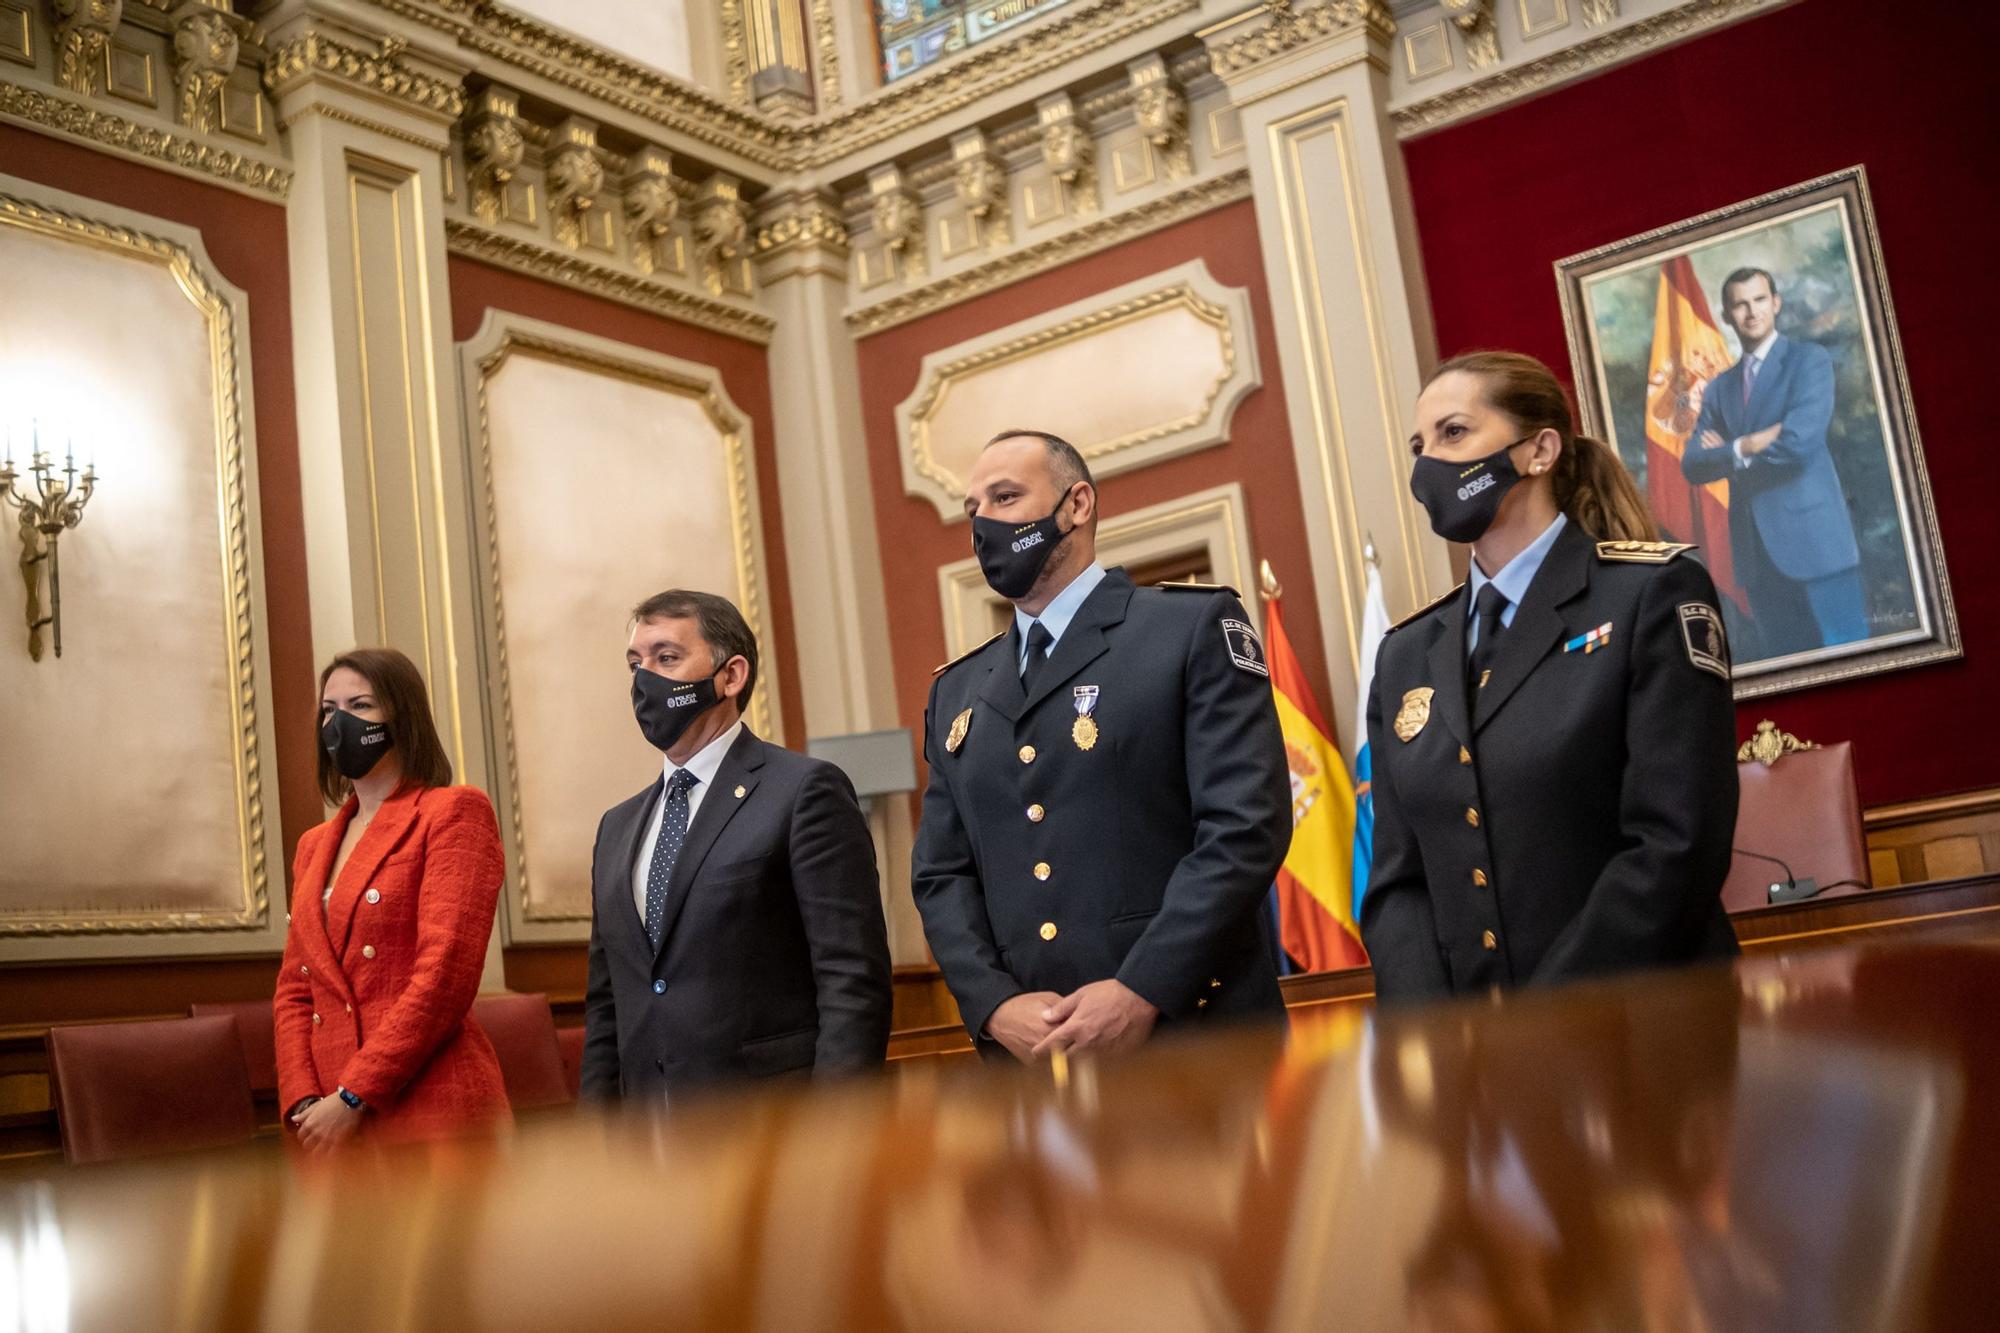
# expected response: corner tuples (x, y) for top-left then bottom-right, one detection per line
(1349, 557), (1392, 921)
(1265, 575), (1368, 972)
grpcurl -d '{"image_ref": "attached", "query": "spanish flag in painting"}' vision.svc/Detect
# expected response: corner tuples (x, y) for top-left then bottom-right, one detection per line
(1264, 579), (1368, 972)
(1645, 254), (1743, 611)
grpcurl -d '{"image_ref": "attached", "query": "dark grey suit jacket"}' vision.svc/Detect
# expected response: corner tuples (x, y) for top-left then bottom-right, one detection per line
(581, 726), (891, 1098)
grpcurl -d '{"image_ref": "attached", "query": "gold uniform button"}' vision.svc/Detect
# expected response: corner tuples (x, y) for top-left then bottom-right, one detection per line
(1481, 929), (1497, 951)
(1196, 997), (1209, 1010)
(1018, 745), (1037, 764)
(364, 888), (380, 904)
(1472, 869), (1488, 888)
(1459, 746), (1472, 766)
(1465, 807), (1480, 828)
(1033, 862), (1052, 881)
(1209, 978), (1222, 989)
(1026, 804), (1045, 823)
(361, 945), (376, 959)
(1039, 922), (1058, 941)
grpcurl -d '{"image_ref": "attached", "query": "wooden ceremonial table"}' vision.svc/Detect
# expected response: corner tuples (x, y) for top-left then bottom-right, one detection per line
(4, 942), (1997, 1331)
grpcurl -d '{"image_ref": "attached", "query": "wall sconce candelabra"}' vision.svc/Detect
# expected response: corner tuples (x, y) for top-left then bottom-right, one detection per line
(0, 425), (98, 660)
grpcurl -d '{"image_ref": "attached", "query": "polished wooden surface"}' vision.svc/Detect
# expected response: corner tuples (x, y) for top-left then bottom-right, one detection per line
(3, 942), (1996, 1330)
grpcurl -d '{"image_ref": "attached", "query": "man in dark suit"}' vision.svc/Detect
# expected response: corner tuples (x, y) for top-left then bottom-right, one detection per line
(1681, 266), (1865, 658)
(580, 590), (891, 1099)
(913, 430), (1291, 1064)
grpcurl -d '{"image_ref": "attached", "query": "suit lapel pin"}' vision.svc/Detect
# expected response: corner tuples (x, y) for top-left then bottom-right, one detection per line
(945, 708), (973, 753)
(733, 784), (747, 799)
(1562, 622), (1614, 655)
(1071, 686), (1099, 751)
(1394, 687), (1433, 742)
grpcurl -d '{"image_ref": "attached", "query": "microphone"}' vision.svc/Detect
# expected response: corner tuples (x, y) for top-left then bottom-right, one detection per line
(1732, 847), (1820, 905)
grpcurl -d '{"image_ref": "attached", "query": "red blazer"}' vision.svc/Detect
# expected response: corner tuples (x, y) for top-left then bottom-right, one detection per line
(274, 784), (511, 1142)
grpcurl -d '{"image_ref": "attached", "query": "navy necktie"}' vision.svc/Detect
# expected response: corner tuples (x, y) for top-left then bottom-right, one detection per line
(642, 769), (700, 950)
(1470, 584), (1509, 691)
(1020, 621), (1054, 696)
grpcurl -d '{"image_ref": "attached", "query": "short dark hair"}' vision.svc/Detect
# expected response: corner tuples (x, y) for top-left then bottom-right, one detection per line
(984, 428), (1094, 495)
(630, 589), (759, 709)
(1720, 266), (1777, 308)
(316, 647), (454, 805)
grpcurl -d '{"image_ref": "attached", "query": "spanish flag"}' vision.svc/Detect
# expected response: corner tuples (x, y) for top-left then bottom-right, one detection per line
(1263, 569), (1368, 972)
(1645, 255), (1742, 611)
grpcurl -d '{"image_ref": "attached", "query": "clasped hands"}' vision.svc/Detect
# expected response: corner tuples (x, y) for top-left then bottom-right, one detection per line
(987, 979), (1159, 1064)
(1698, 422), (1782, 456)
(290, 1094), (363, 1154)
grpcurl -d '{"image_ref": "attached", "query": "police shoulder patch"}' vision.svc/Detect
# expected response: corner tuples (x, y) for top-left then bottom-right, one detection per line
(1220, 618), (1268, 677)
(1387, 584), (1465, 634)
(1677, 603), (1731, 680)
(1596, 540), (1696, 564)
(931, 630), (1006, 677)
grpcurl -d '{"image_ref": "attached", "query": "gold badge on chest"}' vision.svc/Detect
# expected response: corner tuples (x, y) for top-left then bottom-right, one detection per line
(1394, 687), (1434, 743)
(1072, 685), (1099, 751)
(945, 708), (973, 754)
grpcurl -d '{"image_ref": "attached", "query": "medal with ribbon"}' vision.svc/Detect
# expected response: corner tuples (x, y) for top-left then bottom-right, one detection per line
(1072, 685), (1099, 752)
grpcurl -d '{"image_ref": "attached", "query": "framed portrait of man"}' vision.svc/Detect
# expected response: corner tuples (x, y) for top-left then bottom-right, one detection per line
(1557, 167), (1958, 698)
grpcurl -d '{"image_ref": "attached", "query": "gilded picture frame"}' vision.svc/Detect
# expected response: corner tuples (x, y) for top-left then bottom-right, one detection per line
(1556, 166), (1958, 699)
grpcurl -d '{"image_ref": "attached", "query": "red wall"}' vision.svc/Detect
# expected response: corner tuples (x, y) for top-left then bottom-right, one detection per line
(1, 125), (320, 860)
(446, 257), (806, 744)
(1402, 0), (2000, 807)
(856, 198), (1334, 756)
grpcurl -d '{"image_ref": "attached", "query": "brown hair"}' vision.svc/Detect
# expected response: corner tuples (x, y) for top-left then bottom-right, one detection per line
(1427, 350), (1658, 542)
(629, 589), (759, 708)
(315, 647), (453, 805)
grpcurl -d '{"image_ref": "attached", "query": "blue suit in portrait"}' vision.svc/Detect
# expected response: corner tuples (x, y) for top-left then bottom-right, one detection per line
(1681, 334), (1866, 657)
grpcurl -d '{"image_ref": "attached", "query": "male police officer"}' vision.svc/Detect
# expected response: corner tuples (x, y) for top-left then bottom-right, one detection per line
(912, 429), (1292, 1063)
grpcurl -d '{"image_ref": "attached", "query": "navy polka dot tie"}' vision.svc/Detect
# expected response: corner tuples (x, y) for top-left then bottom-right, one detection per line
(643, 769), (699, 951)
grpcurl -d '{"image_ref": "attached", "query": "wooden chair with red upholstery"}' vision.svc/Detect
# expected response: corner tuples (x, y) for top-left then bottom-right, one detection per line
(555, 1025), (585, 1101)
(470, 991), (573, 1112)
(189, 999), (280, 1098)
(1721, 721), (1872, 913)
(47, 1016), (258, 1165)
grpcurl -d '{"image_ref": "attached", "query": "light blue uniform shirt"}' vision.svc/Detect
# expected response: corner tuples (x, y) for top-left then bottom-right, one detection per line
(1016, 562), (1107, 673)
(1466, 513), (1567, 656)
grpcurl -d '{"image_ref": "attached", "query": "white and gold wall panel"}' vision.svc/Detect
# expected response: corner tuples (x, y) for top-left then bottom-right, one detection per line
(936, 483), (1258, 657)
(0, 175), (283, 959)
(894, 259), (1260, 521)
(459, 312), (783, 941)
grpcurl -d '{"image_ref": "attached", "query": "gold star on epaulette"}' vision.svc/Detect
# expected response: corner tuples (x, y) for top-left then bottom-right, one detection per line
(1596, 540), (1696, 564)
(1387, 584), (1465, 634)
(932, 630), (1006, 677)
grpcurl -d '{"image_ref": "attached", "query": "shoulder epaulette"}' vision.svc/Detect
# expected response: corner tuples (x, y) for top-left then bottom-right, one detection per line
(1387, 583), (1464, 634)
(932, 630), (1006, 677)
(1156, 580), (1240, 595)
(1595, 540), (1696, 565)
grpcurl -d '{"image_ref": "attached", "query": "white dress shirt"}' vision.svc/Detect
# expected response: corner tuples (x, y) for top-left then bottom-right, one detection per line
(630, 718), (743, 924)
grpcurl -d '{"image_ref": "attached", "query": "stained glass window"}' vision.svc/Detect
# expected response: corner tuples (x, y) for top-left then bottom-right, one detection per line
(873, 0), (1075, 84)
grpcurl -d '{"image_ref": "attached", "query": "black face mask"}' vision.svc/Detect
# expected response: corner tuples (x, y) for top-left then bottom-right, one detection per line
(632, 666), (724, 753)
(971, 486), (1077, 600)
(320, 708), (392, 781)
(1409, 436), (1532, 544)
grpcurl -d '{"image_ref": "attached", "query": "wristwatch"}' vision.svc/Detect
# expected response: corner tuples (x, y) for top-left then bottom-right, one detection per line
(335, 1086), (367, 1112)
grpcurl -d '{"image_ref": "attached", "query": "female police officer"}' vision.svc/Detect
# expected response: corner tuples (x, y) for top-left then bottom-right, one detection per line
(1361, 351), (1739, 1001)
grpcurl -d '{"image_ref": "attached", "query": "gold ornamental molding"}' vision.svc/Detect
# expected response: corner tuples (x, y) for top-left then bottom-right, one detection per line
(753, 191), (849, 260)
(847, 167), (1252, 336)
(444, 216), (777, 345)
(1204, 0), (1397, 76)
(0, 80), (291, 198)
(1736, 719), (1821, 767)
(895, 258), (1260, 520)
(459, 312), (780, 933)
(0, 178), (276, 941)
(263, 29), (467, 121)
(1390, 0), (1791, 136)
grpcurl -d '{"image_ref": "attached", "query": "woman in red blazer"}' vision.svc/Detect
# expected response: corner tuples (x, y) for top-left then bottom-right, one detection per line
(275, 647), (511, 1151)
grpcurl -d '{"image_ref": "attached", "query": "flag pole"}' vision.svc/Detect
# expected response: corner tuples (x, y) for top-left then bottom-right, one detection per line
(1258, 557), (1281, 602)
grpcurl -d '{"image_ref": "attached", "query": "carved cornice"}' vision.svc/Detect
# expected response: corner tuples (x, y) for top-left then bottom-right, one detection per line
(1392, 0), (1786, 136)
(264, 30), (466, 120)
(846, 168), (1251, 336)
(1205, 0), (1397, 77)
(445, 216), (775, 345)
(753, 191), (848, 260)
(0, 81), (291, 197)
